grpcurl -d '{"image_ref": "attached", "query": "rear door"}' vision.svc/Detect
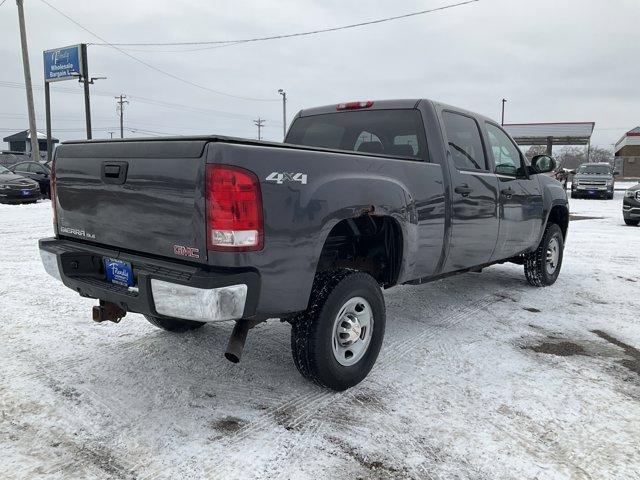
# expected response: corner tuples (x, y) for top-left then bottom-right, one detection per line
(483, 122), (543, 259)
(55, 140), (209, 264)
(440, 110), (499, 272)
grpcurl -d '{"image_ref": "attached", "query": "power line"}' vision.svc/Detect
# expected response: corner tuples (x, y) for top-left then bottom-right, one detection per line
(38, 0), (278, 102)
(0, 80), (281, 124)
(87, 1), (480, 52)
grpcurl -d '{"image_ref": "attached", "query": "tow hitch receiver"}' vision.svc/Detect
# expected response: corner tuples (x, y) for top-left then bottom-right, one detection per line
(92, 301), (127, 323)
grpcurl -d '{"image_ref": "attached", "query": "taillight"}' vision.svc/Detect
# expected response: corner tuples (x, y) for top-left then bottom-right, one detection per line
(205, 164), (263, 251)
(336, 101), (374, 111)
(50, 156), (58, 234)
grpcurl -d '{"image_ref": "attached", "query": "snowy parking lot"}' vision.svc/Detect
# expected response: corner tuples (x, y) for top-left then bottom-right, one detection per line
(1, 191), (639, 480)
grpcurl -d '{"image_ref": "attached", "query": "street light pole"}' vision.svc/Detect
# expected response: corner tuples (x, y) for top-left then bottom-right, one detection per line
(501, 98), (507, 126)
(278, 89), (287, 141)
(15, 0), (40, 161)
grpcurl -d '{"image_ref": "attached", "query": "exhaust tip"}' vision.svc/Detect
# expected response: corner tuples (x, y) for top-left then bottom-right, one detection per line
(224, 352), (241, 364)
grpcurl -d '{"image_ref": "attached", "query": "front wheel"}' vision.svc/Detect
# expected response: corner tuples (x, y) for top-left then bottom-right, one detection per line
(524, 223), (564, 287)
(625, 218), (639, 226)
(290, 270), (386, 391)
(144, 315), (206, 332)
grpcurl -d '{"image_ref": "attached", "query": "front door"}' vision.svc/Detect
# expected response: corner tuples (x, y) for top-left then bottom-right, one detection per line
(441, 111), (500, 272)
(484, 122), (543, 259)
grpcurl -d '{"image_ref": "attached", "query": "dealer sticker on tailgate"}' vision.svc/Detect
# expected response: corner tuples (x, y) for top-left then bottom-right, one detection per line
(103, 257), (134, 287)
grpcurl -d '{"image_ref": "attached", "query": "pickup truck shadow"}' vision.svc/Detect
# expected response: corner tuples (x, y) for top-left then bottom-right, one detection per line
(68, 265), (527, 402)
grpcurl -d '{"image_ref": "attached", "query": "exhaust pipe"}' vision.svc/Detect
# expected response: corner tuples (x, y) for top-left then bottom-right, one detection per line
(92, 301), (127, 323)
(225, 320), (251, 363)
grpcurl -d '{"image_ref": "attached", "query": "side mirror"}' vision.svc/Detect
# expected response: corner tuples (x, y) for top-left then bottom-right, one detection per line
(531, 155), (556, 174)
(613, 171), (620, 176)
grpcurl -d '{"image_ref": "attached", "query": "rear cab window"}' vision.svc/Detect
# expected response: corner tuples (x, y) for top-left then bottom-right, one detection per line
(286, 109), (429, 161)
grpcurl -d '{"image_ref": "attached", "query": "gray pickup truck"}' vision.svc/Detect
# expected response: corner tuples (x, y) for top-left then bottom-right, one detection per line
(570, 162), (617, 199)
(39, 99), (568, 390)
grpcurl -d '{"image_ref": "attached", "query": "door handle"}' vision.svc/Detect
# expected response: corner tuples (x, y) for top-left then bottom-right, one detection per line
(501, 187), (514, 199)
(454, 184), (473, 197)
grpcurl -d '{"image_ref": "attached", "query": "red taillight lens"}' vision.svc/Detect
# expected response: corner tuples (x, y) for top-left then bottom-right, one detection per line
(205, 164), (263, 251)
(336, 101), (374, 111)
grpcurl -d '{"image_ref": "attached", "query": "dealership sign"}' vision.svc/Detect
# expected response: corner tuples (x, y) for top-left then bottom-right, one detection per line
(43, 45), (84, 82)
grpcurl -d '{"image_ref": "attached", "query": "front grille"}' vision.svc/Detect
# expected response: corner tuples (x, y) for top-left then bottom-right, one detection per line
(579, 180), (607, 186)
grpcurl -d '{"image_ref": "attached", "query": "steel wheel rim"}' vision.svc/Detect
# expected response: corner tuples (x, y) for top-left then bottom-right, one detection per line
(331, 296), (373, 367)
(546, 236), (560, 275)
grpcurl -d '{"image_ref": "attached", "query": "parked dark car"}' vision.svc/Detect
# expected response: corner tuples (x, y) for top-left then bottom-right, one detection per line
(39, 99), (568, 390)
(0, 165), (40, 204)
(8, 161), (51, 197)
(623, 183), (640, 226)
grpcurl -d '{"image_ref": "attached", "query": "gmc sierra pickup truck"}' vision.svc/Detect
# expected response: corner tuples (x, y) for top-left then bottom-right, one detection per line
(39, 99), (569, 391)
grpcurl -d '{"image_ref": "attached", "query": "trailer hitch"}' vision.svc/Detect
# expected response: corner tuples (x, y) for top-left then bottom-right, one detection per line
(92, 301), (127, 323)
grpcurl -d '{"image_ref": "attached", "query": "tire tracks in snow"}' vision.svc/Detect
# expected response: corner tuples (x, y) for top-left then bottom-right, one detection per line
(195, 292), (504, 479)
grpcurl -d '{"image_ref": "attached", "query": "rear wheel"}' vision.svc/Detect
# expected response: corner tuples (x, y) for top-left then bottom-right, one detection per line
(144, 315), (206, 332)
(624, 218), (639, 226)
(290, 270), (385, 391)
(524, 223), (564, 287)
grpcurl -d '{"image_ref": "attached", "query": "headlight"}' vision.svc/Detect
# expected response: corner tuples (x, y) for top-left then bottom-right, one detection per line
(606, 180), (613, 186)
(626, 190), (636, 198)
(573, 180), (579, 186)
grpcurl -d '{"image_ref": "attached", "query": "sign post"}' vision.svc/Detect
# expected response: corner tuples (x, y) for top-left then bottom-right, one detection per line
(43, 44), (88, 162)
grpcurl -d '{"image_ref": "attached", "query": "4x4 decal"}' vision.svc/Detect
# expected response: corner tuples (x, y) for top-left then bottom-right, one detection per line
(265, 172), (308, 185)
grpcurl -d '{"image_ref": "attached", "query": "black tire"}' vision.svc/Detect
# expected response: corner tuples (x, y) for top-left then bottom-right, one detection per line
(607, 193), (614, 200)
(524, 223), (564, 287)
(144, 315), (206, 332)
(290, 270), (386, 391)
(624, 218), (639, 226)
(570, 192), (578, 199)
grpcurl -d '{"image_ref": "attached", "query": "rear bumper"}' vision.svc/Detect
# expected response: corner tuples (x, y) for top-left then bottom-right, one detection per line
(38, 238), (260, 322)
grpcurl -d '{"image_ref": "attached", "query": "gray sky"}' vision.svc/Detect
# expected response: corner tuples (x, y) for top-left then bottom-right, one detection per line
(1, 0), (638, 147)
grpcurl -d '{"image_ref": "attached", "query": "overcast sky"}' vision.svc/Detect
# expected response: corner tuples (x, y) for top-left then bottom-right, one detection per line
(1, 0), (638, 147)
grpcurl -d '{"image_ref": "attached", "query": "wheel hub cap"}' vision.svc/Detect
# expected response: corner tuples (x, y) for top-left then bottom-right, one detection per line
(546, 236), (560, 275)
(332, 297), (373, 367)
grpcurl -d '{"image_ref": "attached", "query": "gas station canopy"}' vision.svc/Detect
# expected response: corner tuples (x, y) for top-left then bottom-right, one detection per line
(503, 122), (595, 147)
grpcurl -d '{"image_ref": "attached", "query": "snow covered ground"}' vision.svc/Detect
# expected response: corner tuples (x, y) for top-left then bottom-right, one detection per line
(1, 193), (639, 480)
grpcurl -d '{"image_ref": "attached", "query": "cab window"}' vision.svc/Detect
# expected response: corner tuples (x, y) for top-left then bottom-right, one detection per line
(442, 111), (487, 171)
(485, 123), (526, 177)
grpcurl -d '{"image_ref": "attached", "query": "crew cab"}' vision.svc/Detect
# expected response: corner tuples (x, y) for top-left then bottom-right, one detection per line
(39, 99), (569, 390)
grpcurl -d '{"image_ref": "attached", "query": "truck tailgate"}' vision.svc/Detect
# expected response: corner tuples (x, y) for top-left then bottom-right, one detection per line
(54, 140), (209, 264)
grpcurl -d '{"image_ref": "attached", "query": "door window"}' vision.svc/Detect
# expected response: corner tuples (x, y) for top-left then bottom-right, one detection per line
(442, 112), (487, 171)
(486, 123), (525, 177)
(14, 163), (29, 173)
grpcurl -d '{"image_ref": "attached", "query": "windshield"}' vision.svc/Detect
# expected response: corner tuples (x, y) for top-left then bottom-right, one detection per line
(0, 165), (11, 174)
(577, 165), (611, 175)
(286, 109), (429, 161)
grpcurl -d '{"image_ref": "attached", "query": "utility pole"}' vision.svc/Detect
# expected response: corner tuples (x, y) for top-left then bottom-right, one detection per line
(80, 44), (92, 139)
(16, 0), (40, 160)
(501, 98), (507, 126)
(278, 89), (287, 141)
(115, 95), (128, 139)
(254, 117), (265, 141)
